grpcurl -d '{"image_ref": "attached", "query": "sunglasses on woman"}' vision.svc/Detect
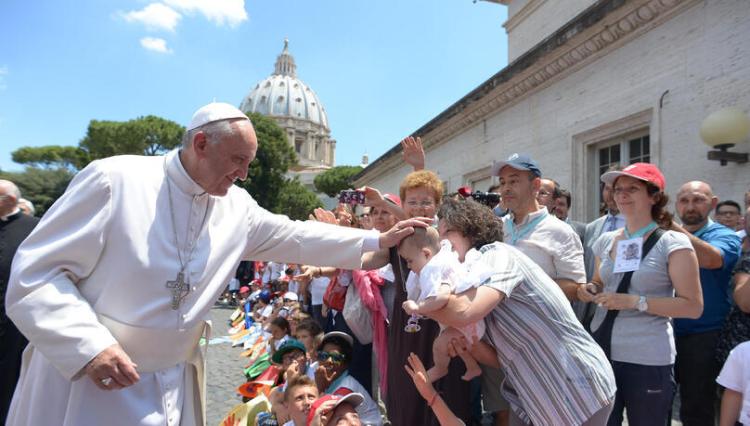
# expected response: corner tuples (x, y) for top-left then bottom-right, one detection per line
(317, 351), (347, 363)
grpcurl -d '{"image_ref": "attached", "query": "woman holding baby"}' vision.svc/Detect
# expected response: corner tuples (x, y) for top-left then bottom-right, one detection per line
(417, 198), (617, 426)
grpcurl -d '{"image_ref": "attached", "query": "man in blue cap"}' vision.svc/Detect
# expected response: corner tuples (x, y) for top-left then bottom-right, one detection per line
(491, 153), (586, 298)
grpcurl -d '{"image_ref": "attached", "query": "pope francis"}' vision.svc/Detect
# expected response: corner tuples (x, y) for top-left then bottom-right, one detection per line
(4, 103), (419, 426)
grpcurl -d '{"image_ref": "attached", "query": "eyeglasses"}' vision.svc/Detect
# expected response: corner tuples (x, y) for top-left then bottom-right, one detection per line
(716, 210), (740, 216)
(405, 200), (436, 208)
(282, 351), (306, 363)
(537, 191), (552, 197)
(317, 351), (347, 363)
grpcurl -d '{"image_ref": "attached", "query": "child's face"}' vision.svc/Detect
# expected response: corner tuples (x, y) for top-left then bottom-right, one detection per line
(269, 325), (287, 340)
(398, 244), (434, 274)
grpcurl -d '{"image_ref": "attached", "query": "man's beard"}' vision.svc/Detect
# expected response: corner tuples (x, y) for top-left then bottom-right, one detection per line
(680, 211), (707, 226)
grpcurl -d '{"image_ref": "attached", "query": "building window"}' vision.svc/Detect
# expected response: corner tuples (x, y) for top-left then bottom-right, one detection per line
(628, 135), (650, 164)
(295, 139), (303, 154)
(593, 131), (650, 215)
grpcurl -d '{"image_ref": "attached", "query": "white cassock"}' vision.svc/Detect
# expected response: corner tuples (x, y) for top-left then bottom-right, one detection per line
(5, 150), (378, 426)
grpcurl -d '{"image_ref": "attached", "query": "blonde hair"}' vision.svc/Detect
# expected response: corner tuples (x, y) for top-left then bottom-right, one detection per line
(399, 170), (444, 204)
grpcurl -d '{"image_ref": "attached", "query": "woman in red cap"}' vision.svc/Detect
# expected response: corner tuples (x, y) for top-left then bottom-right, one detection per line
(578, 163), (702, 425)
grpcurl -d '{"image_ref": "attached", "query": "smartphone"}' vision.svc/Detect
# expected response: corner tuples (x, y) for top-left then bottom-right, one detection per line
(338, 189), (365, 205)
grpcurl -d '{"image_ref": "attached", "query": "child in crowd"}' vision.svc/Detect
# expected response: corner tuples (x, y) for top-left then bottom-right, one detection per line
(398, 227), (492, 382)
(268, 316), (292, 354)
(717, 340), (750, 425)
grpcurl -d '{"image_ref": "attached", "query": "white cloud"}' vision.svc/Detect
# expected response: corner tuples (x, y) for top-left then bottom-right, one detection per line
(123, 3), (182, 32)
(0, 66), (8, 91)
(140, 37), (173, 54)
(164, 0), (247, 28)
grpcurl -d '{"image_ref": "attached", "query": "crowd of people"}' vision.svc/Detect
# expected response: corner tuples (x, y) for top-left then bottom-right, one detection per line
(1, 102), (748, 426)
(211, 135), (749, 426)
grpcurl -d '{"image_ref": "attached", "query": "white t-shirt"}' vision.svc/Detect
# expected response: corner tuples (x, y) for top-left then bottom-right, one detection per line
(405, 240), (463, 302)
(717, 341), (750, 425)
(310, 276), (330, 306)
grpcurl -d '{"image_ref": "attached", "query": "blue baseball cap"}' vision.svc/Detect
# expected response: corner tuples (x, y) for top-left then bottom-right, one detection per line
(491, 153), (542, 177)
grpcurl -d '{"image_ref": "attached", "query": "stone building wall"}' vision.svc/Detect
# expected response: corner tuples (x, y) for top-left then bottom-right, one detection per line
(355, 0), (750, 222)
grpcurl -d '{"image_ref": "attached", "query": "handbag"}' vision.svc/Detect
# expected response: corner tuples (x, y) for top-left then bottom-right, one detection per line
(590, 228), (664, 358)
(343, 283), (374, 344)
(323, 274), (347, 312)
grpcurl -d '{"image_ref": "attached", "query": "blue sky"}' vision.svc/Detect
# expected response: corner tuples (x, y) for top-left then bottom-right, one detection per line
(0, 1), (508, 172)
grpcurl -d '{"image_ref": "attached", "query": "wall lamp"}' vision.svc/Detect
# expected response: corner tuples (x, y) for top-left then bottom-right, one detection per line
(700, 107), (749, 166)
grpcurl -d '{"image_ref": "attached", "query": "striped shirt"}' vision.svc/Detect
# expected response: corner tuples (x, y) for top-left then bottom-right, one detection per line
(469, 242), (616, 425)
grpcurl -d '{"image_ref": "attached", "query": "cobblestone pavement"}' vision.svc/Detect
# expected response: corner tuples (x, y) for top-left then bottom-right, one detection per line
(206, 305), (249, 426)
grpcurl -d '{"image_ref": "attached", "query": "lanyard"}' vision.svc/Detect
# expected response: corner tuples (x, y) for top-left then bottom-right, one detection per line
(623, 221), (658, 239)
(692, 219), (713, 239)
(507, 209), (548, 245)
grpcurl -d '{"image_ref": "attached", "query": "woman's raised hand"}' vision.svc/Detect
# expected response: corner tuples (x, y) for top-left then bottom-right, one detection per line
(404, 352), (436, 402)
(401, 136), (425, 171)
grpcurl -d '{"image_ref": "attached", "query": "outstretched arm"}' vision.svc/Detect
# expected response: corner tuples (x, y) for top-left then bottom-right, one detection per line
(428, 286), (503, 329)
(404, 353), (465, 426)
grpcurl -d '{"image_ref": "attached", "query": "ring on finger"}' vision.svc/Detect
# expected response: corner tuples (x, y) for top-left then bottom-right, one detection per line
(100, 377), (113, 386)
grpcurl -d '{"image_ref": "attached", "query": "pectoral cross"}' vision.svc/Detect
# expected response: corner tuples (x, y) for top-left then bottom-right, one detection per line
(166, 271), (190, 310)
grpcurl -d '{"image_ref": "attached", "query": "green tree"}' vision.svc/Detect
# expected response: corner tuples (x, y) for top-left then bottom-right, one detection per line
(11, 146), (88, 170)
(0, 167), (74, 216)
(238, 112), (297, 211)
(313, 165), (364, 197)
(12, 115), (184, 171)
(275, 178), (323, 220)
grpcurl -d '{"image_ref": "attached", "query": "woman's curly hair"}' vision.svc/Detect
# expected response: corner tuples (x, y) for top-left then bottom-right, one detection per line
(437, 198), (504, 249)
(399, 170), (444, 204)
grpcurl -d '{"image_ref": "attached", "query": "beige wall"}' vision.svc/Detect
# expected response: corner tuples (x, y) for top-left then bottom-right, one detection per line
(358, 0), (750, 222)
(505, 0), (597, 62)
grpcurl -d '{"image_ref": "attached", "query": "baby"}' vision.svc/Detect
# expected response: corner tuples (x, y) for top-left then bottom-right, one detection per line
(398, 227), (488, 382)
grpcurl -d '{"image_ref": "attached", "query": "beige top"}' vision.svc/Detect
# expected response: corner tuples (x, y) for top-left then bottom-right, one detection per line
(502, 207), (585, 283)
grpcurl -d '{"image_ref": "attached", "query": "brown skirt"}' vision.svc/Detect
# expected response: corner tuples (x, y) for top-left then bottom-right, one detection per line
(384, 248), (472, 426)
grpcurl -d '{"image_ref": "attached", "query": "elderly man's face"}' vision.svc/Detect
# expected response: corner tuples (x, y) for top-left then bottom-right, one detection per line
(0, 184), (17, 217)
(194, 120), (257, 196)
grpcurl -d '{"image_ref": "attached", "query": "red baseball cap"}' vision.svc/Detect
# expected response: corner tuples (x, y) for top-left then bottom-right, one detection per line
(600, 163), (665, 191)
(383, 193), (401, 207)
(306, 391), (364, 426)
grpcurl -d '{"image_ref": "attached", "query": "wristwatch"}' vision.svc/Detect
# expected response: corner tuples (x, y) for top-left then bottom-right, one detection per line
(635, 296), (648, 312)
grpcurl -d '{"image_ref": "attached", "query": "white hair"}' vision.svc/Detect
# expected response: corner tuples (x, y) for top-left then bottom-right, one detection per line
(181, 118), (244, 148)
(18, 198), (35, 216)
(0, 179), (21, 200)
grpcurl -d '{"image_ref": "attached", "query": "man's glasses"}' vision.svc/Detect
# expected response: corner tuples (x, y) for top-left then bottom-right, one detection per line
(317, 351), (346, 363)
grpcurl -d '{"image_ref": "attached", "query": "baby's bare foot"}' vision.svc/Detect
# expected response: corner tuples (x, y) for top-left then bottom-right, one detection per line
(461, 366), (481, 381)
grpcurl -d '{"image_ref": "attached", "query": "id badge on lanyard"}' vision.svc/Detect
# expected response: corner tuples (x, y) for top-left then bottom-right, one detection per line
(613, 237), (644, 273)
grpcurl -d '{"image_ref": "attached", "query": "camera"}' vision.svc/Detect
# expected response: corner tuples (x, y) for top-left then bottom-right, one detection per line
(457, 186), (501, 207)
(338, 189), (365, 205)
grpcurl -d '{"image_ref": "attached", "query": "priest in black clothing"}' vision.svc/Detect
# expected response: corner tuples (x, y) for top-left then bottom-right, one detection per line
(0, 180), (39, 424)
